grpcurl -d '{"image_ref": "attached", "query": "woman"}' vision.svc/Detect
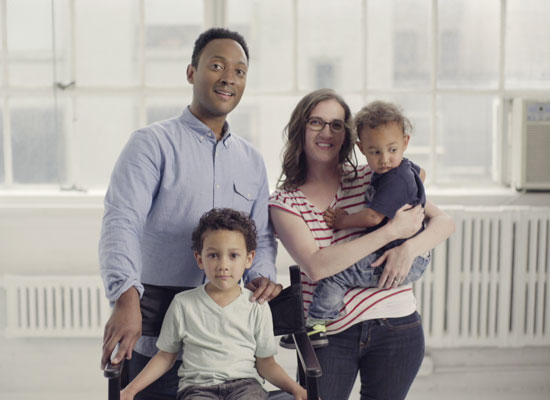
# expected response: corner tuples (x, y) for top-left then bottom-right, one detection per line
(269, 89), (454, 399)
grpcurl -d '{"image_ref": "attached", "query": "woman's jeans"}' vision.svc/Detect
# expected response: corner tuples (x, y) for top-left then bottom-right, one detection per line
(309, 253), (430, 322)
(314, 312), (425, 400)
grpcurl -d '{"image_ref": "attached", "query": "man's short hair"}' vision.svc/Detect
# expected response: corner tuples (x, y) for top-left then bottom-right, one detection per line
(191, 27), (250, 67)
(191, 208), (257, 253)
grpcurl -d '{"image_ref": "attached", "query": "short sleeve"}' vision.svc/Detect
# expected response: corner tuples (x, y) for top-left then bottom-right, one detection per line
(268, 190), (302, 218)
(369, 173), (411, 219)
(253, 302), (277, 358)
(156, 298), (184, 354)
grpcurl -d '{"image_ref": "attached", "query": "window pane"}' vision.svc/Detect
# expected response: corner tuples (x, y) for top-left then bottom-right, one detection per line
(7, 0), (70, 86)
(298, 0), (362, 91)
(75, 0), (139, 86)
(436, 95), (498, 185)
(0, 107), (4, 183)
(75, 96), (137, 189)
(364, 94), (432, 180)
(10, 98), (66, 184)
(146, 96), (189, 124)
(438, 0), (500, 88)
(234, 95), (301, 185)
(226, 0), (294, 92)
(144, 0), (203, 87)
(367, 0), (431, 89)
(506, 0), (550, 88)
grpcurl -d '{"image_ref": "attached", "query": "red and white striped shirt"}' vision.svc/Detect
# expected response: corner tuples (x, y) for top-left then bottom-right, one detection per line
(269, 164), (417, 334)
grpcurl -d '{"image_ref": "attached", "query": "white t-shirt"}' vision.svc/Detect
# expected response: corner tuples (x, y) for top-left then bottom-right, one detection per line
(269, 164), (417, 335)
(157, 285), (277, 391)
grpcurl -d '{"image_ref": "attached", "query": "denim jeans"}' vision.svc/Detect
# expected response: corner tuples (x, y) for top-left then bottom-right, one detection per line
(126, 352), (292, 400)
(308, 253), (430, 322)
(177, 378), (268, 400)
(314, 312), (425, 400)
(127, 351), (181, 398)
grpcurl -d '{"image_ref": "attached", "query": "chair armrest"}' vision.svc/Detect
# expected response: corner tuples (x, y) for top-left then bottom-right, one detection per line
(293, 331), (322, 378)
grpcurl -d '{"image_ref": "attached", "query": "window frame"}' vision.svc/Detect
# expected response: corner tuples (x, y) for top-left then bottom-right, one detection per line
(0, 0), (549, 193)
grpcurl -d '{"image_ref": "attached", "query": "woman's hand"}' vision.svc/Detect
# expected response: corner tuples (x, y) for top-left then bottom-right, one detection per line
(386, 204), (424, 240)
(371, 241), (416, 289)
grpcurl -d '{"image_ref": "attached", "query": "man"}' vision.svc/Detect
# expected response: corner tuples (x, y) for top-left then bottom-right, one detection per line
(99, 28), (280, 397)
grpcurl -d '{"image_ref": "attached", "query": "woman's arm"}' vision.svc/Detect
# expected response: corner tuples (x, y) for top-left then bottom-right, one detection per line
(120, 351), (178, 400)
(270, 203), (424, 281)
(372, 200), (455, 288)
(256, 356), (307, 399)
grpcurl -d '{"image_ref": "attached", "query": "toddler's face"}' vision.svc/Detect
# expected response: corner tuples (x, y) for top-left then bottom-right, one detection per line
(357, 122), (409, 174)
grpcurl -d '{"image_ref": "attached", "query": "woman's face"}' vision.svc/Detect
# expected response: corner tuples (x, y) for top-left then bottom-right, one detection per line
(304, 99), (346, 166)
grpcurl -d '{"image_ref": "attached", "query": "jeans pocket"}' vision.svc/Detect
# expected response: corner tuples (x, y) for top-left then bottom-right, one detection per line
(382, 311), (422, 331)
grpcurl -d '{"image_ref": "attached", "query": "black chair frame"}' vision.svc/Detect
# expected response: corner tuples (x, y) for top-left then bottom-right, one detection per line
(104, 265), (322, 400)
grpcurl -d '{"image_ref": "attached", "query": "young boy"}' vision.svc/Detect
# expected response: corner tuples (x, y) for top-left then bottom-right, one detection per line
(120, 208), (307, 400)
(305, 101), (430, 344)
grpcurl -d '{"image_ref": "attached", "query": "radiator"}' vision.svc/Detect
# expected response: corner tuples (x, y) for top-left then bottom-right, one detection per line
(415, 206), (550, 347)
(3, 207), (549, 345)
(3, 275), (110, 338)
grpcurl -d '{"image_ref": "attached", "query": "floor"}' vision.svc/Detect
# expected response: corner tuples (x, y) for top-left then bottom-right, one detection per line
(1, 335), (549, 400)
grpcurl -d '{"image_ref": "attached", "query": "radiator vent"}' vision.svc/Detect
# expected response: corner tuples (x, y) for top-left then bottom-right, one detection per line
(4, 275), (111, 338)
(415, 206), (550, 347)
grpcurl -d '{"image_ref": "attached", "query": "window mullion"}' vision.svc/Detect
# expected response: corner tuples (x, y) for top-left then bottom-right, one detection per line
(430, 0), (439, 185)
(1, 0), (13, 185)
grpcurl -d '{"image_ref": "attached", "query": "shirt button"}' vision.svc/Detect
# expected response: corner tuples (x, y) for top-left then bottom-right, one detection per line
(247, 193), (251, 198)
(216, 184), (220, 189)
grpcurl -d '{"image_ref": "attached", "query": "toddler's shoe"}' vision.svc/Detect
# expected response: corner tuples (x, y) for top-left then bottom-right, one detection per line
(307, 324), (329, 348)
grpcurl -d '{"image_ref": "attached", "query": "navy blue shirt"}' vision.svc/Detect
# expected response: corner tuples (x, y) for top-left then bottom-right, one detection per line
(364, 158), (425, 253)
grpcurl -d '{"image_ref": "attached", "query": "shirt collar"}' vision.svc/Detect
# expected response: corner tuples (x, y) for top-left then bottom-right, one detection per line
(181, 106), (233, 148)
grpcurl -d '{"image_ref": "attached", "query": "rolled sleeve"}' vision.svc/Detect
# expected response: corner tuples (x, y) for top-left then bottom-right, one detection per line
(99, 130), (161, 302)
(244, 161), (277, 284)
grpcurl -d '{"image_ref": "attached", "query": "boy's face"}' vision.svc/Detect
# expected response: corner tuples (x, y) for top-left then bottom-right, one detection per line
(187, 38), (248, 123)
(356, 121), (410, 175)
(194, 229), (255, 293)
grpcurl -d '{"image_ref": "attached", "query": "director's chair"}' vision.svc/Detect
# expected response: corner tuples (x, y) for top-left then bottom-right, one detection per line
(104, 265), (322, 400)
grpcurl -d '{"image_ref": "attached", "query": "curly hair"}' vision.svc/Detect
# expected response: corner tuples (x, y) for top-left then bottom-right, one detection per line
(191, 208), (257, 253)
(191, 27), (249, 67)
(354, 101), (413, 139)
(277, 89), (357, 191)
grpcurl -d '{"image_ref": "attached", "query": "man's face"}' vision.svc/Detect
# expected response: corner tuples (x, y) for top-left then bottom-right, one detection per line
(187, 38), (248, 123)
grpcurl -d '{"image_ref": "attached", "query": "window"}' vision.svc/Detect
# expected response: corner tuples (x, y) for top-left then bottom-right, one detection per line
(1, 0), (550, 190)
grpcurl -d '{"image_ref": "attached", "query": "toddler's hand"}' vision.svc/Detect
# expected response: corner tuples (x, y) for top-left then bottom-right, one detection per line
(324, 207), (348, 229)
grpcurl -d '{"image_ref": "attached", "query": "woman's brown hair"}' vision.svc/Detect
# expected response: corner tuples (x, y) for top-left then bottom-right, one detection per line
(277, 89), (357, 191)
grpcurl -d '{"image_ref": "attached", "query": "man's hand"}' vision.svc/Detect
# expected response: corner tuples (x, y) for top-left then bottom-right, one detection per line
(101, 287), (142, 369)
(246, 277), (283, 304)
(323, 207), (348, 229)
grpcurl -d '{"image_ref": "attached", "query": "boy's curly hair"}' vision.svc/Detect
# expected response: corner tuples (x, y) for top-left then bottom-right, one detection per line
(354, 100), (413, 138)
(191, 208), (257, 253)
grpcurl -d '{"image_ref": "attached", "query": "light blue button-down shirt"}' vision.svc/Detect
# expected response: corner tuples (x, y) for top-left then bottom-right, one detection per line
(99, 106), (277, 302)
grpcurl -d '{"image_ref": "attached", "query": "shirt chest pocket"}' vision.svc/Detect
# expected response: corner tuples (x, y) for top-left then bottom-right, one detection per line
(232, 181), (257, 214)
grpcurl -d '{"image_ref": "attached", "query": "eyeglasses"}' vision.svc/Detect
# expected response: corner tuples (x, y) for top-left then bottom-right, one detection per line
(306, 117), (346, 133)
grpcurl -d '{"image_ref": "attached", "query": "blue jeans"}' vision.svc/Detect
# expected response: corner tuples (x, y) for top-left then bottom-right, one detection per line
(127, 351), (181, 398)
(315, 312), (425, 400)
(308, 253), (430, 322)
(127, 352), (293, 400)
